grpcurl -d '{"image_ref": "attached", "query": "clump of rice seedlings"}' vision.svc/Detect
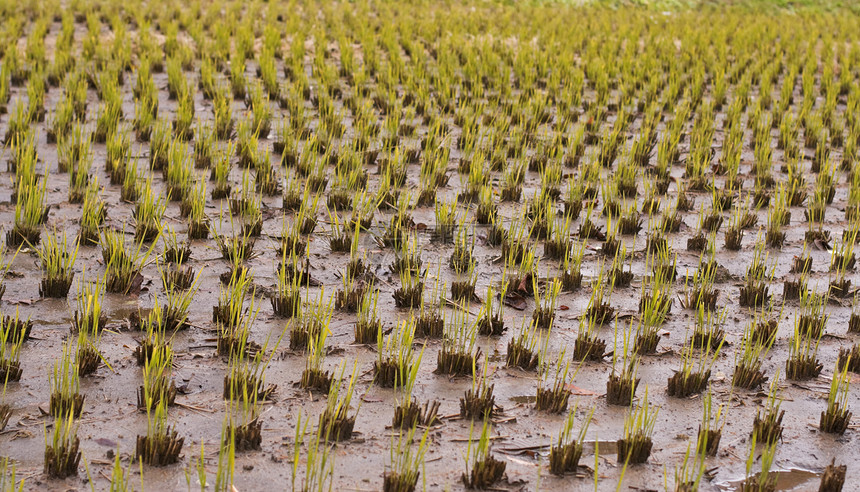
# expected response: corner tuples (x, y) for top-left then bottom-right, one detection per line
(673, 440), (706, 492)
(301, 323), (332, 393)
(413, 270), (445, 338)
(829, 232), (856, 298)
(739, 243), (772, 308)
(609, 243), (634, 288)
(477, 284), (504, 336)
(215, 227), (257, 265)
(375, 319), (417, 389)
(532, 278), (561, 329)
(559, 240), (585, 291)
(433, 197), (458, 243)
(450, 261), (477, 303)
(733, 317), (775, 390)
(506, 314), (545, 370)
(393, 264), (425, 309)
(0, 312), (26, 382)
(134, 179), (167, 243)
(692, 306), (727, 350)
(536, 356), (573, 413)
(164, 141), (194, 201)
(137, 342), (177, 410)
(607, 322), (640, 406)
(741, 434), (778, 491)
(290, 289), (333, 352)
(217, 290), (262, 359)
(786, 317), (824, 381)
(752, 375), (785, 445)
(449, 222), (475, 274)
(213, 90), (234, 139)
(101, 228), (159, 294)
(355, 287), (382, 344)
(820, 361), (852, 434)
(8, 167), (48, 247)
(461, 418), (506, 489)
(617, 388), (658, 464)
(549, 405), (593, 476)
(161, 224), (191, 265)
(224, 332), (279, 402)
(291, 412), (335, 492)
(436, 308), (479, 376)
(328, 210), (356, 254)
(211, 144), (234, 199)
(79, 178), (106, 245)
(668, 332), (722, 398)
(798, 288), (828, 339)
(0, 456), (24, 490)
(270, 251), (302, 319)
(159, 264), (200, 330)
(0, 377), (11, 431)
(50, 342), (83, 419)
(223, 386), (262, 454)
(585, 268), (615, 325)
(384, 425), (430, 492)
(818, 459), (847, 492)
(335, 261), (367, 313)
(319, 364), (359, 442)
(390, 234), (422, 281)
(44, 409), (81, 478)
(696, 388), (725, 457)
(37, 229), (79, 298)
(135, 398), (184, 466)
(574, 312), (607, 362)
(681, 250), (719, 312)
(475, 186), (497, 225)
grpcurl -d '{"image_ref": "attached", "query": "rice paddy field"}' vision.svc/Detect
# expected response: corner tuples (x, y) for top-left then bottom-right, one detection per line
(3, 0), (860, 490)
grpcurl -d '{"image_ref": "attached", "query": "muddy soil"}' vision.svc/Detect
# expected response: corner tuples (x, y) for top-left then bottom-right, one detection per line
(1, 12), (859, 492)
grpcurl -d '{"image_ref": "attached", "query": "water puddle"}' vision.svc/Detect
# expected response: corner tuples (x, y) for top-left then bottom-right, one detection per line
(509, 395), (536, 404)
(582, 440), (618, 455)
(716, 468), (820, 491)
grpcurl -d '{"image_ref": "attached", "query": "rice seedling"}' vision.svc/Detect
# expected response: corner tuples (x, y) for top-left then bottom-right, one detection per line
(574, 313), (607, 362)
(733, 316), (775, 390)
(549, 404), (593, 476)
(8, 166), (48, 247)
(741, 434), (778, 491)
(101, 228), (159, 294)
(752, 374), (785, 445)
(786, 304), (825, 380)
(0, 313), (26, 382)
(318, 363), (359, 442)
(668, 330), (722, 398)
(384, 424), (430, 492)
(36, 229), (79, 298)
(291, 411), (335, 492)
(820, 360), (852, 434)
(137, 342), (177, 410)
(436, 308), (479, 376)
(43, 409), (81, 478)
(290, 289), (334, 352)
(461, 418), (506, 489)
(617, 387), (658, 464)
(135, 398), (184, 466)
(0, 456), (25, 491)
(607, 321), (640, 406)
(535, 355), (573, 413)
(393, 263), (425, 309)
(532, 277), (561, 329)
(272, 248), (303, 319)
(673, 440), (706, 492)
